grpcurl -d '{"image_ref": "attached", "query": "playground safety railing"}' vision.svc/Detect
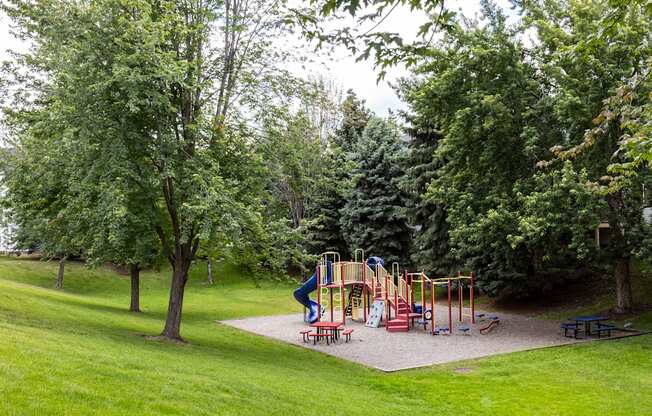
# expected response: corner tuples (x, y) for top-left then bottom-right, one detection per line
(386, 277), (396, 301)
(317, 263), (329, 286)
(398, 276), (408, 305)
(375, 264), (391, 298)
(343, 261), (366, 284)
(320, 258), (381, 286)
(382, 266), (408, 302)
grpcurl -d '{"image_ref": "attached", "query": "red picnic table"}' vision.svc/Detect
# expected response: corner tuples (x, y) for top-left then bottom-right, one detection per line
(310, 321), (344, 342)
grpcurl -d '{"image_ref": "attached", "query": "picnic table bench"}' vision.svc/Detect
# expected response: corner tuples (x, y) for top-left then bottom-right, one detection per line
(342, 328), (354, 343)
(308, 332), (332, 345)
(562, 315), (614, 338)
(560, 322), (581, 338)
(299, 329), (312, 343)
(593, 324), (616, 338)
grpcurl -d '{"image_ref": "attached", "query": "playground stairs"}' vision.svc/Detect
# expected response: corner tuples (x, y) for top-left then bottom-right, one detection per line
(361, 280), (384, 300)
(386, 298), (410, 332)
(386, 318), (409, 332)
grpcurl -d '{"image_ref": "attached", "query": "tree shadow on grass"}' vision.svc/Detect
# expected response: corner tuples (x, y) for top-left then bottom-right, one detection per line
(4, 297), (367, 380)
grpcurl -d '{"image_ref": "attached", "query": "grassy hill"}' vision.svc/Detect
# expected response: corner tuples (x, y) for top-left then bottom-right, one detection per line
(0, 256), (651, 415)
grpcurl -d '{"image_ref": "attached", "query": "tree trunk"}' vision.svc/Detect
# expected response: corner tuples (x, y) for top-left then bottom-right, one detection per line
(161, 256), (191, 340)
(55, 257), (66, 289)
(207, 258), (214, 285)
(130, 263), (141, 313)
(615, 256), (633, 313)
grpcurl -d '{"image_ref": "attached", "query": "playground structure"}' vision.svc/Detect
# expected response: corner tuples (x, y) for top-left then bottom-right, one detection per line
(300, 250), (476, 334)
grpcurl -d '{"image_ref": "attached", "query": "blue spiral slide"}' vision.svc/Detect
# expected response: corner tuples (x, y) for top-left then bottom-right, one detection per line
(293, 263), (331, 323)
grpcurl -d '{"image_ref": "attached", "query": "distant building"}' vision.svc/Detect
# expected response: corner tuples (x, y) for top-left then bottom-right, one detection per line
(0, 221), (16, 252)
(0, 179), (17, 252)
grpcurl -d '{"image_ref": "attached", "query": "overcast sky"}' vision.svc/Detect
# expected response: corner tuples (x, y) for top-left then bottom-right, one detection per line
(312, 0), (517, 116)
(0, 0), (517, 116)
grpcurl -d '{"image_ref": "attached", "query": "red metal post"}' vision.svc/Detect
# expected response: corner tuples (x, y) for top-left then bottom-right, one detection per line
(341, 263), (345, 325)
(448, 278), (452, 332)
(420, 274), (425, 322)
(316, 264), (321, 322)
(470, 272), (475, 324)
(362, 264), (367, 321)
(329, 287), (333, 322)
(394, 284), (399, 321)
(404, 271), (409, 321)
(385, 274), (390, 322)
(341, 285), (345, 325)
(431, 281), (435, 334)
(424, 279), (437, 335)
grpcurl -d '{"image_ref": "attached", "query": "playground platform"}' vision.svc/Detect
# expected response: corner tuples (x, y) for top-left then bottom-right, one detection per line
(219, 308), (635, 372)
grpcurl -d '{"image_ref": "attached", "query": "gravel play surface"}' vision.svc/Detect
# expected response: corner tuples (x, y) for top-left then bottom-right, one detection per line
(220, 308), (633, 371)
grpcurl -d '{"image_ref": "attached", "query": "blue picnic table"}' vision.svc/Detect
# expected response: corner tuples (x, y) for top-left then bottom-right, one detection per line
(569, 315), (610, 336)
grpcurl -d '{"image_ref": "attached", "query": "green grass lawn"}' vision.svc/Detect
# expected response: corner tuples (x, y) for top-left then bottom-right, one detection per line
(0, 256), (651, 415)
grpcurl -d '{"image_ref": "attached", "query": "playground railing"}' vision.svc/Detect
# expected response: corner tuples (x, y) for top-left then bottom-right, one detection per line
(343, 261), (366, 284)
(386, 277), (397, 302)
(398, 276), (408, 304)
(317, 263), (328, 286)
(319, 261), (379, 287)
(384, 273), (408, 305)
(375, 264), (390, 298)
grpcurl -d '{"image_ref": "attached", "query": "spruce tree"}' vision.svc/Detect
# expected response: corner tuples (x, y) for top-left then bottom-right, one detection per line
(333, 89), (371, 153)
(303, 89), (369, 258)
(401, 117), (451, 273)
(304, 146), (351, 257)
(340, 117), (411, 264)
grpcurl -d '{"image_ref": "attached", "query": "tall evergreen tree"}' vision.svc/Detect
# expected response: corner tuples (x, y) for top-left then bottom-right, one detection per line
(303, 89), (369, 258)
(304, 146), (351, 257)
(399, 114), (450, 273)
(332, 89), (371, 153)
(341, 117), (411, 264)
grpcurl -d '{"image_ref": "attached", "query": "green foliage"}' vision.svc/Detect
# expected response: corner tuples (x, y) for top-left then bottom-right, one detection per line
(1, 0), (269, 337)
(531, 0), (652, 183)
(341, 117), (411, 264)
(500, 163), (605, 294)
(406, 11), (559, 292)
(303, 146), (351, 257)
(1, 116), (82, 259)
(398, 112), (450, 274)
(332, 89), (371, 153)
(396, 0), (652, 300)
(523, 0), (652, 277)
(510, 163), (602, 263)
(259, 109), (323, 229)
(303, 90), (369, 258)
(227, 216), (311, 283)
